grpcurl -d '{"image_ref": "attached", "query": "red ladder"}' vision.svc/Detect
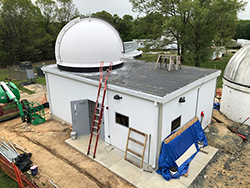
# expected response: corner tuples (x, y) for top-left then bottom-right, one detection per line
(87, 61), (113, 158)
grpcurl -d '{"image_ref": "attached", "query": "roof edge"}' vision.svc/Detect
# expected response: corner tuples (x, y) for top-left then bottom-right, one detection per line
(42, 65), (220, 104)
(42, 65), (163, 103)
(162, 70), (221, 104)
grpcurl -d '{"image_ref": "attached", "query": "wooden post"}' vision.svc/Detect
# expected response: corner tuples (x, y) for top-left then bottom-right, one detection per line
(176, 56), (182, 70)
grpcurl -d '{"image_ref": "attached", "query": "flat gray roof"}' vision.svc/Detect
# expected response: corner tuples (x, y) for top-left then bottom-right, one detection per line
(45, 60), (220, 97)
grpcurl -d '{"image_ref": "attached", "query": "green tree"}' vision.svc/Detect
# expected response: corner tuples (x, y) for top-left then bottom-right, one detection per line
(56, 0), (79, 25)
(112, 14), (134, 41)
(35, 0), (60, 60)
(120, 14), (134, 41)
(0, 34), (7, 67)
(36, 0), (57, 28)
(0, 7), (4, 62)
(92, 10), (113, 24)
(0, 0), (42, 65)
(0, 0), (80, 67)
(234, 19), (250, 40)
(130, 0), (246, 66)
(133, 12), (164, 40)
(92, 11), (134, 42)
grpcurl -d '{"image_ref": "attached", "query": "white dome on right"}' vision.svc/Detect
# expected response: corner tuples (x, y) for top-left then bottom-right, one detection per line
(220, 43), (250, 125)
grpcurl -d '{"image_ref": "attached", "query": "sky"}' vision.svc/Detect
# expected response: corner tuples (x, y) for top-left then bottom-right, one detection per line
(73, 0), (250, 20)
(238, 0), (250, 20)
(73, 0), (140, 18)
(30, 0), (250, 20)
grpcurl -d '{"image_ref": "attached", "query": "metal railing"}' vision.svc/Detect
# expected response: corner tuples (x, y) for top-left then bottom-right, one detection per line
(7, 60), (55, 80)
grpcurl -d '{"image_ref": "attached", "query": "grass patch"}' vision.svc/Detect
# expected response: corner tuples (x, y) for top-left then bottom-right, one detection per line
(0, 68), (35, 94)
(182, 56), (231, 88)
(0, 68), (46, 94)
(139, 53), (159, 62)
(0, 68), (8, 81)
(0, 169), (19, 188)
(12, 80), (35, 95)
(35, 77), (46, 85)
(0, 62), (51, 92)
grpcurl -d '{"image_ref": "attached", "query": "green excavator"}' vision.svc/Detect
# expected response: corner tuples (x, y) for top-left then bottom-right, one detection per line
(0, 81), (45, 125)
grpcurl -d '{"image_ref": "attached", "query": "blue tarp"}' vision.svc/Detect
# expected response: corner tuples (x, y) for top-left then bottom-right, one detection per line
(156, 120), (207, 181)
(214, 102), (220, 110)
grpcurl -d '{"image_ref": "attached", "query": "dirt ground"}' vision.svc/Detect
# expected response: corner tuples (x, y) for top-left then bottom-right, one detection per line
(0, 84), (134, 188)
(1, 84), (250, 187)
(190, 110), (250, 188)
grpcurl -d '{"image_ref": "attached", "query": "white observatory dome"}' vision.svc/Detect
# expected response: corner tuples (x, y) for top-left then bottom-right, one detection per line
(55, 17), (124, 72)
(220, 43), (250, 125)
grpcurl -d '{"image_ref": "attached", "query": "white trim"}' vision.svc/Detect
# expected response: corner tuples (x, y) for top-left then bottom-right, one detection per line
(153, 101), (160, 168)
(223, 78), (250, 94)
(44, 73), (53, 115)
(162, 71), (221, 104)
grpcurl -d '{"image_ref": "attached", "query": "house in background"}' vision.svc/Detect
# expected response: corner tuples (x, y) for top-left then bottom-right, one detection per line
(42, 17), (221, 168)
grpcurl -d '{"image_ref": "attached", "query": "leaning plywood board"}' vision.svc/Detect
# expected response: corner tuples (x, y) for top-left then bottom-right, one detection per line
(164, 117), (199, 144)
(175, 143), (197, 167)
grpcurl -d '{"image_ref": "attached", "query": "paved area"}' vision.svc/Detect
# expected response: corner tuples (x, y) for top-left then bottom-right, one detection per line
(65, 135), (218, 188)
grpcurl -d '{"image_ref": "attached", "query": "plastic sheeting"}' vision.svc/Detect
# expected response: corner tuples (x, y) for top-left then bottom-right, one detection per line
(15, 153), (33, 172)
(156, 119), (207, 181)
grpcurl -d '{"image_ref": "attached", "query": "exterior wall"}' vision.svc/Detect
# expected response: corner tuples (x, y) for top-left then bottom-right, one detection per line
(104, 89), (158, 167)
(45, 72), (159, 167)
(162, 88), (197, 140)
(196, 79), (217, 128)
(45, 73), (97, 124)
(161, 78), (217, 140)
(220, 80), (250, 125)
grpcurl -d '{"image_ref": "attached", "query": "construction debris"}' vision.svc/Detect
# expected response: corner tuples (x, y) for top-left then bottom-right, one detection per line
(0, 139), (19, 162)
(0, 138), (33, 172)
(48, 179), (62, 188)
(200, 146), (210, 154)
(15, 152), (33, 172)
(14, 143), (28, 153)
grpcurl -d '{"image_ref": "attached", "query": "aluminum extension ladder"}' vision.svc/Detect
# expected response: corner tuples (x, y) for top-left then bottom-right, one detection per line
(87, 61), (113, 158)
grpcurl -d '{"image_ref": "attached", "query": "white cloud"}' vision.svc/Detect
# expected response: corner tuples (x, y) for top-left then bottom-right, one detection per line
(73, 0), (140, 18)
(74, 0), (250, 20)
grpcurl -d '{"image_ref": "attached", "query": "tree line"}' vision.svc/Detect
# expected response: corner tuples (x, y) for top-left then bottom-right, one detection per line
(129, 0), (248, 67)
(0, 0), (249, 68)
(0, 0), (80, 68)
(234, 19), (250, 41)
